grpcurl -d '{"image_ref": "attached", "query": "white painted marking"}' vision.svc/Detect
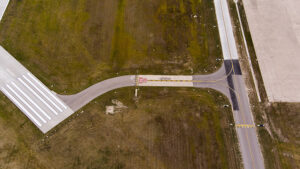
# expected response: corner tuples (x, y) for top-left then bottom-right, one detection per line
(0, 0), (10, 21)
(23, 75), (63, 112)
(7, 84), (46, 123)
(1, 87), (42, 127)
(19, 78), (58, 115)
(27, 73), (67, 109)
(11, 81), (51, 120)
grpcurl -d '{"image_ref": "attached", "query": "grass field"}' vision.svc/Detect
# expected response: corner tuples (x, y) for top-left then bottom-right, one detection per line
(0, 0), (222, 94)
(0, 87), (241, 169)
(261, 103), (300, 169)
(227, 0), (300, 168)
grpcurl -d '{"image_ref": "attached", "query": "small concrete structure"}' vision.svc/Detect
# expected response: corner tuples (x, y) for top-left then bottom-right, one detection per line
(243, 0), (300, 102)
(105, 106), (115, 115)
(137, 75), (193, 87)
(105, 100), (127, 115)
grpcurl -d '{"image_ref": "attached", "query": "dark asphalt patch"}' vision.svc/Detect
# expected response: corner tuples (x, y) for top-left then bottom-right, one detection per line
(224, 60), (239, 110)
(232, 60), (242, 75)
(224, 60), (242, 75)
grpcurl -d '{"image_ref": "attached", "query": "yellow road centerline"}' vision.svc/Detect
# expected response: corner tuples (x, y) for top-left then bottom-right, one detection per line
(218, 0), (257, 167)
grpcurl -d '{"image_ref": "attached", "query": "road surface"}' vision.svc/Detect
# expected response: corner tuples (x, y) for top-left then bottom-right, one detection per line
(58, 75), (136, 112)
(214, 0), (265, 168)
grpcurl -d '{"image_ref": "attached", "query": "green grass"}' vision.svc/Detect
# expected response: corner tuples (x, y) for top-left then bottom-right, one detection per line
(111, 0), (128, 70)
(0, 0), (222, 94)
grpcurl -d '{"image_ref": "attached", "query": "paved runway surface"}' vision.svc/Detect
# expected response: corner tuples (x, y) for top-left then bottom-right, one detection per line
(214, 0), (265, 168)
(0, 0), (9, 21)
(137, 75), (193, 87)
(243, 0), (300, 102)
(214, 0), (238, 60)
(0, 46), (74, 133)
(58, 75), (136, 112)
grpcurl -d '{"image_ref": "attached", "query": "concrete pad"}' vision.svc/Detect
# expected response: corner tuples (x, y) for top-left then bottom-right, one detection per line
(243, 0), (300, 102)
(137, 75), (193, 87)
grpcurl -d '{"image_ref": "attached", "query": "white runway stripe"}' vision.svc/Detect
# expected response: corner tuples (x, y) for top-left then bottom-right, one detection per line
(1, 87), (42, 127)
(27, 73), (67, 109)
(11, 81), (51, 120)
(7, 84), (47, 123)
(23, 75), (63, 112)
(19, 78), (58, 115)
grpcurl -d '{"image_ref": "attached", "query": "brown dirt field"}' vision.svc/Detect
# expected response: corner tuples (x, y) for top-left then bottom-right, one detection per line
(0, 88), (241, 169)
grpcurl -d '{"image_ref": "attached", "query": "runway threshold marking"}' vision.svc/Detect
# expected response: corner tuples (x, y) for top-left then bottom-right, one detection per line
(236, 124), (255, 128)
(19, 77), (58, 115)
(1, 87), (42, 127)
(6, 84), (47, 123)
(24, 75), (63, 113)
(146, 79), (221, 83)
(11, 81), (51, 120)
(27, 73), (67, 110)
(148, 80), (194, 82)
(135, 76), (139, 86)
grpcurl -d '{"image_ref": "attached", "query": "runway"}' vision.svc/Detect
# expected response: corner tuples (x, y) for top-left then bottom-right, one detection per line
(0, 46), (74, 133)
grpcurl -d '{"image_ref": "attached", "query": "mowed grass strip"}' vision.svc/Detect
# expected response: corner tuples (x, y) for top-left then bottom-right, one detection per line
(0, 88), (241, 169)
(0, 0), (222, 94)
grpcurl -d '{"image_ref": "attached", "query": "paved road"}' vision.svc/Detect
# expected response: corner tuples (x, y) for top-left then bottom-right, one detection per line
(214, 0), (265, 168)
(58, 75), (136, 112)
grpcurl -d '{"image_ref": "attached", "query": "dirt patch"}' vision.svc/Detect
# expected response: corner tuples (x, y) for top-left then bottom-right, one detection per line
(0, 88), (241, 169)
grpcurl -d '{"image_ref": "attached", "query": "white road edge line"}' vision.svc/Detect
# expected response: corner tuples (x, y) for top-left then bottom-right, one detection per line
(11, 81), (51, 120)
(19, 78), (58, 115)
(7, 84), (47, 123)
(23, 74), (63, 112)
(1, 87), (42, 127)
(27, 73), (67, 109)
